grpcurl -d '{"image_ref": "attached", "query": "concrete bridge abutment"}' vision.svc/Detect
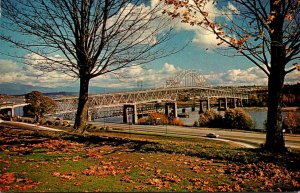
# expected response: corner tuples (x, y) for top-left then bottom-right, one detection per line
(165, 102), (177, 118)
(218, 97), (228, 111)
(191, 104), (195, 112)
(123, 104), (138, 124)
(237, 98), (243, 107)
(0, 108), (15, 120)
(228, 98), (237, 108)
(199, 98), (210, 114)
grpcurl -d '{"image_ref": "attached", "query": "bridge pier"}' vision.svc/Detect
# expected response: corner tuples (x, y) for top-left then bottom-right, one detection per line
(191, 103), (195, 112)
(228, 98), (237, 108)
(218, 98), (228, 111)
(123, 104), (138, 124)
(237, 98), (243, 107)
(0, 108), (14, 120)
(199, 98), (210, 114)
(88, 111), (93, 121)
(165, 102), (177, 118)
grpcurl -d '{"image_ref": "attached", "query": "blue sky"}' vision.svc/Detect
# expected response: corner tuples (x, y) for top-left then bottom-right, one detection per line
(0, 1), (299, 91)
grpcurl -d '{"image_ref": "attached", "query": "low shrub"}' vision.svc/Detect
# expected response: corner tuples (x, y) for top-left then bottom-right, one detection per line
(137, 112), (184, 126)
(45, 120), (53, 126)
(39, 119), (47, 125)
(198, 109), (223, 127)
(62, 120), (71, 127)
(170, 118), (184, 126)
(223, 108), (255, 130)
(137, 117), (148, 125)
(282, 112), (300, 134)
(141, 112), (169, 125)
(54, 121), (60, 126)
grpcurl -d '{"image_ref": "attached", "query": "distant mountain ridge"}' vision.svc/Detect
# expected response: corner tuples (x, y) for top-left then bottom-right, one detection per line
(0, 83), (135, 96)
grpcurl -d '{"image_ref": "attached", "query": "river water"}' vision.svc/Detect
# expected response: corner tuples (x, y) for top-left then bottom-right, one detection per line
(95, 107), (297, 131)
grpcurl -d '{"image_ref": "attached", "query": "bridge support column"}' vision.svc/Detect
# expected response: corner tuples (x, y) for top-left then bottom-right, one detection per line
(199, 100), (204, 114)
(0, 108), (14, 120)
(207, 98), (211, 111)
(238, 98), (243, 107)
(87, 111), (92, 121)
(9, 108), (15, 118)
(191, 103), (195, 112)
(123, 104), (138, 124)
(218, 98), (228, 111)
(199, 98), (210, 114)
(228, 98), (237, 108)
(233, 98), (237, 108)
(165, 102), (177, 118)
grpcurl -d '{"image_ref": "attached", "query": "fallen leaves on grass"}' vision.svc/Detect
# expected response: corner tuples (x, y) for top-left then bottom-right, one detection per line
(146, 178), (171, 189)
(52, 172), (79, 180)
(82, 162), (126, 177)
(121, 175), (134, 183)
(0, 172), (38, 192)
(0, 172), (15, 184)
(192, 165), (201, 173)
(161, 173), (181, 184)
(226, 162), (300, 191)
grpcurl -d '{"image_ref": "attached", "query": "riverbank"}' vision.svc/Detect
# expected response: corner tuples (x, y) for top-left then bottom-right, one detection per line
(240, 106), (299, 111)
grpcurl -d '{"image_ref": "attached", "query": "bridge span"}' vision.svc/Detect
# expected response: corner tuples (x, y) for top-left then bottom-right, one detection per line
(0, 101), (29, 119)
(54, 86), (249, 123)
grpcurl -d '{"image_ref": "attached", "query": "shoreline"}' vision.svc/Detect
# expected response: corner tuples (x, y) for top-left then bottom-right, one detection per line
(243, 106), (299, 111)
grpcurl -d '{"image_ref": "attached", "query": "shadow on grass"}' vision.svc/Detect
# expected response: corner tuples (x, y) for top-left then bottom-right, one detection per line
(1, 126), (299, 171)
(60, 132), (300, 171)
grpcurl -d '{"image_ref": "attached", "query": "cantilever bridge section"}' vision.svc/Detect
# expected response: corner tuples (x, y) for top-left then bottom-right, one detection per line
(53, 86), (249, 121)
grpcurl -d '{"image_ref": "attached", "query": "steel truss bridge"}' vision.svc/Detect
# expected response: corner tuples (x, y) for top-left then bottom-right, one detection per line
(54, 70), (249, 120)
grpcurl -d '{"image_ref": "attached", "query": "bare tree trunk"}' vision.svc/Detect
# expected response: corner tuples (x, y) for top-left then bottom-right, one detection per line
(74, 76), (90, 131)
(35, 114), (40, 123)
(264, 0), (287, 152)
(265, 68), (286, 152)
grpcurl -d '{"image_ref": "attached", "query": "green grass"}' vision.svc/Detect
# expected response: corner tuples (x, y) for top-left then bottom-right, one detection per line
(0, 126), (299, 192)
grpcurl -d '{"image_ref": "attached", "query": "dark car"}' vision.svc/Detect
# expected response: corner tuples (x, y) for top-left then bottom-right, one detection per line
(206, 133), (219, 138)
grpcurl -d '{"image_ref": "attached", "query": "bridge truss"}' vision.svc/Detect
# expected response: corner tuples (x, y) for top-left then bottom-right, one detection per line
(54, 87), (249, 120)
(165, 70), (208, 88)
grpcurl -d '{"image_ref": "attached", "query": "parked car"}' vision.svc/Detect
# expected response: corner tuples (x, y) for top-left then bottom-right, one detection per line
(206, 133), (219, 138)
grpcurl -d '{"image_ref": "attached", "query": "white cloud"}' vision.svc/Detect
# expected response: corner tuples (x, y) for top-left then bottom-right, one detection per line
(90, 63), (181, 88)
(206, 66), (300, 86)
(0, 59), (20, 73)
(163, 63), (177, 73)
(0, 59), (75, 87)
(285, 69), (300, 84)
(1, 57), (299, 90)
(164, 1), (238, 49)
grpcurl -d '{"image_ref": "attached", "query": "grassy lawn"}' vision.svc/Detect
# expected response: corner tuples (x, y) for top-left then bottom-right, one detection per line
(0, 126), (299, 192)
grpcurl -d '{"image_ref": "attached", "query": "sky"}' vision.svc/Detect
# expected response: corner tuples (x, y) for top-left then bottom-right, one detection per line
(0, 1), (299, 92)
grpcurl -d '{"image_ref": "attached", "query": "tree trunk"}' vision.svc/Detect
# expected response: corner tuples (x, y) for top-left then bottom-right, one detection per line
(265, 68), (286, 152)
(264, 0), (287, 152)
(35, 114), (39, 123)
(74, 76), (90, 131)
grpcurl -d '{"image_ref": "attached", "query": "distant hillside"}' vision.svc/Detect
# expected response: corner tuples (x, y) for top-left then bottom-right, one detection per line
(0, 83), (135, 96)
(0, 83), (57, 95)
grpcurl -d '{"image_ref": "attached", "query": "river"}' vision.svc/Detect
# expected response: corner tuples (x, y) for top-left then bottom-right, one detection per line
(94, 107), (298, 131)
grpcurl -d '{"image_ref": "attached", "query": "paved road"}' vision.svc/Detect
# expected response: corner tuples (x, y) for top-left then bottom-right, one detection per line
(0, 120), (64, 132)
(90, 121), (300, 150)
(1, 120), (299, 150)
